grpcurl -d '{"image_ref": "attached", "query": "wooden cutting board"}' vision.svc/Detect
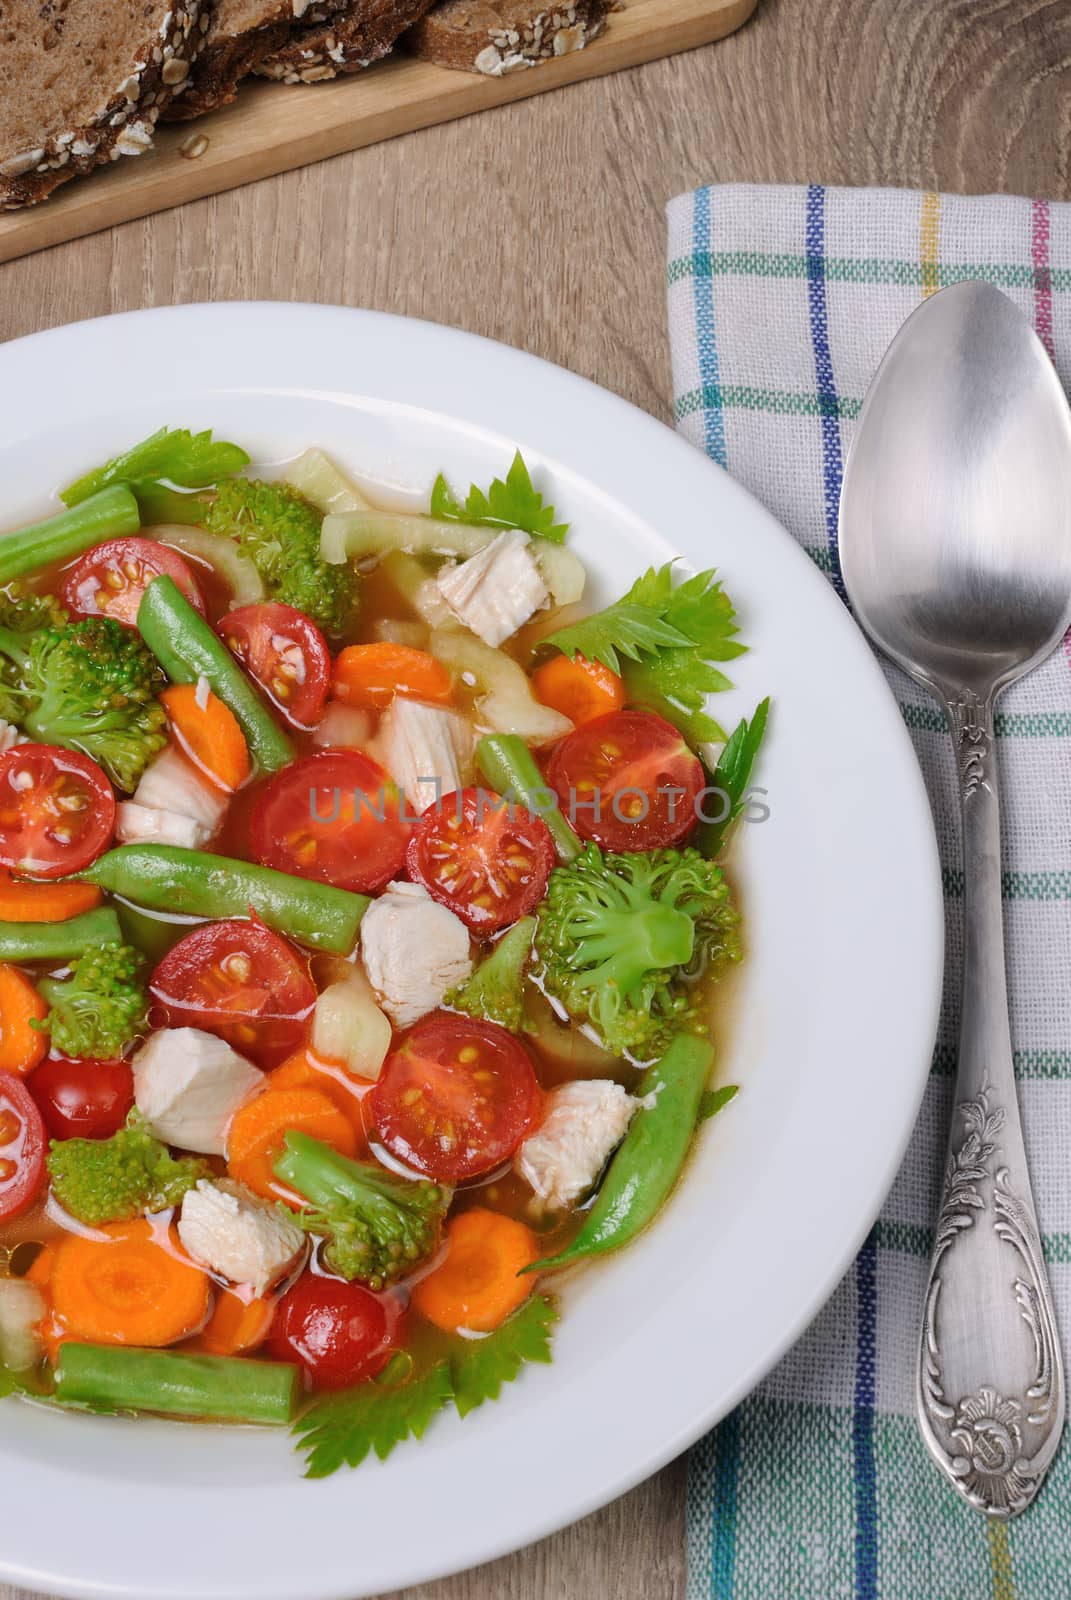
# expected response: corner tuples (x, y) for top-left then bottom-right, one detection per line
(0, 0), (756, 265)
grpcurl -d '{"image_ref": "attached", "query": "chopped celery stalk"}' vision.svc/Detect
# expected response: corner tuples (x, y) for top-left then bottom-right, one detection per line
(379, 551), (456, 629)
(134, 484), (210, 526)
(321, 511), (494, 565)
(286, 449), (371, 514)
(431, 629), (572, 747)
(0, 906), (123, 963)
(55, 1344), (299, 1424)
(477, 734), (581, 863)
(62, 427), (249, 508)
(0, 487), (140, 585)
(321, 513), (584, 606)
(153, 524), (266, 606)
(531, 540), (585, 606)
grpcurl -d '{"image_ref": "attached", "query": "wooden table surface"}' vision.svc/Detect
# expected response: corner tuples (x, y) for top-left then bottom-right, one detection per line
(1, 0), (1068, 1596)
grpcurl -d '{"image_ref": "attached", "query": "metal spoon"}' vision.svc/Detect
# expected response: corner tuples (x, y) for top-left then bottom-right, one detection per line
(839, 280), (1071, 1517)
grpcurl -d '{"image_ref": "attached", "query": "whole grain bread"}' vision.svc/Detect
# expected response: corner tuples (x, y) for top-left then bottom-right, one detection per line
(165, 0), (359, 117)
(406, 0), (613, 74)
(0, 0), (207, 210)
(256, 0), (436, 83)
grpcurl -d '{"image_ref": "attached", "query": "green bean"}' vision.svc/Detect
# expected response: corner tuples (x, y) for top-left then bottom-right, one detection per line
(0, 906), (122, 964)
(531, 1033), (715, 1271)
(476, 733), (581, 863)
(137, 575), (294, 772)
(77, 845), (368, 954)
(55, 1343), (299, 1424)
(0, 486), (140, 585)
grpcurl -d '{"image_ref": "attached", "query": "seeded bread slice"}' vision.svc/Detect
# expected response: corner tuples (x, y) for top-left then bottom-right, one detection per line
(256, 0), (436, 83)
(0, 0), (207, 210)
(406, 0), (613, 75)
(166, 0), (359, 117)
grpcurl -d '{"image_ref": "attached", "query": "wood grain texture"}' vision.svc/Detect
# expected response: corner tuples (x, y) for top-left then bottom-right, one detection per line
(0, 1), (1069, 1597)
(0, 0), (757, 265)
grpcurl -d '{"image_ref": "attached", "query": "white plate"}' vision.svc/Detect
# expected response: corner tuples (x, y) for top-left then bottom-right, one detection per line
(0, 304), (943, 1600)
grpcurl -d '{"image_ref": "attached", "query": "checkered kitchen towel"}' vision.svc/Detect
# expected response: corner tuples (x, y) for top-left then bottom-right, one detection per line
(668, 185), (1071, 1600)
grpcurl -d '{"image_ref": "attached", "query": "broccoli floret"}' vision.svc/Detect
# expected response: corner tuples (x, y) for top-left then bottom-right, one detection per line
(0, 583), (67, 635)
(274, 1132), (449, 1291)
(204, 478), (359, 639)
(6, 615), (168, 791)
(0, 585), (68, 725)
(37, 942), (149, 1060)
(448, 916), (536, 1032)
(47, 1112), (210, 1226)
(535, 844), (739, 1059)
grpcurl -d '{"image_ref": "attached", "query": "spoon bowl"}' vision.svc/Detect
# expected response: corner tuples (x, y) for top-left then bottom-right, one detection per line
(839, 280), (1071, 1517)
(841, 280), (1071, 697)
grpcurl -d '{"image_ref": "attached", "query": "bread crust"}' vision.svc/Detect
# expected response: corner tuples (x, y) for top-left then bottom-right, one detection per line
(256, 0), (437, 83)
(165, 3), (295, 119)
(165, 0), (355, 117)
(0, 3), (209, 210)
(406, 0), (614, 74)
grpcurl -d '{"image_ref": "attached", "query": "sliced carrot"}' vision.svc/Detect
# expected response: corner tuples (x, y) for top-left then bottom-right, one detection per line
(270, 1050), (368, 1145)
(332, 643), (453, 712)
(161, 683), (251, 794)
(0, 964), (48, 1075)
(531, 653), (625, 726)
(49, 1220), (211, 1348)
(411, 1207), (539, 1333)
(25, 1243), (55, 1290)
(0, 869), (102, 923)
(227, 1086), (358, 1201)
(193, 1288), (274, 1357)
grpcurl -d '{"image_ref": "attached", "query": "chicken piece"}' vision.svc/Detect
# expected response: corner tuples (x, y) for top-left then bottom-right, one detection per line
(115, 802), (205, 850)
(132, 745), (228, 847)
(376, 697), (475, 814)
(177, 1179), (306, 1297)
(435, 530), (549, 647)
(0, 718), (23, 754)
(133, 1028), (264, 1157)
(360, 881), (472, 1027)
(0, 1279), (45, 1371)
(516, 1079), (637, 1212)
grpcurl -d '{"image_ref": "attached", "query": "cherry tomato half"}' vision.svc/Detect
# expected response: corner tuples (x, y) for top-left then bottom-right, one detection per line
(406, 787), (554, 933)
(267, 1275), (398, 1391)
(0, 744), (115, 879)
(216, 603), (331, 732)
(149, 918), (316, 1067)
(0, 1072), (46, 1222)
(29, 1057), (134, 1142)
(369, 1014), (541, 1184)
(546, 710), (704, 852)
(251, 750), (410, 895)
(62, 537), (205, 628)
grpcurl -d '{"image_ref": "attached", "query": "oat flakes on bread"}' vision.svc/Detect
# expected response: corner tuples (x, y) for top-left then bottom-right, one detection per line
(0, 0), (207, 210)
(256, 0), (436, 83)
(406, 0), (614, 75)
(166, 0), (351, 117)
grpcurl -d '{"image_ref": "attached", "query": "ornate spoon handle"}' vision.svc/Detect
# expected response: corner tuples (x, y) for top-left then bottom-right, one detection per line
(917, 689), (1065, 1516)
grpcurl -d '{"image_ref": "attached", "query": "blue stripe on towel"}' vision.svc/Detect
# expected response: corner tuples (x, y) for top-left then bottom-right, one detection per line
(804, 184), (848, 599)
(853, 1232), (879, 1599)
